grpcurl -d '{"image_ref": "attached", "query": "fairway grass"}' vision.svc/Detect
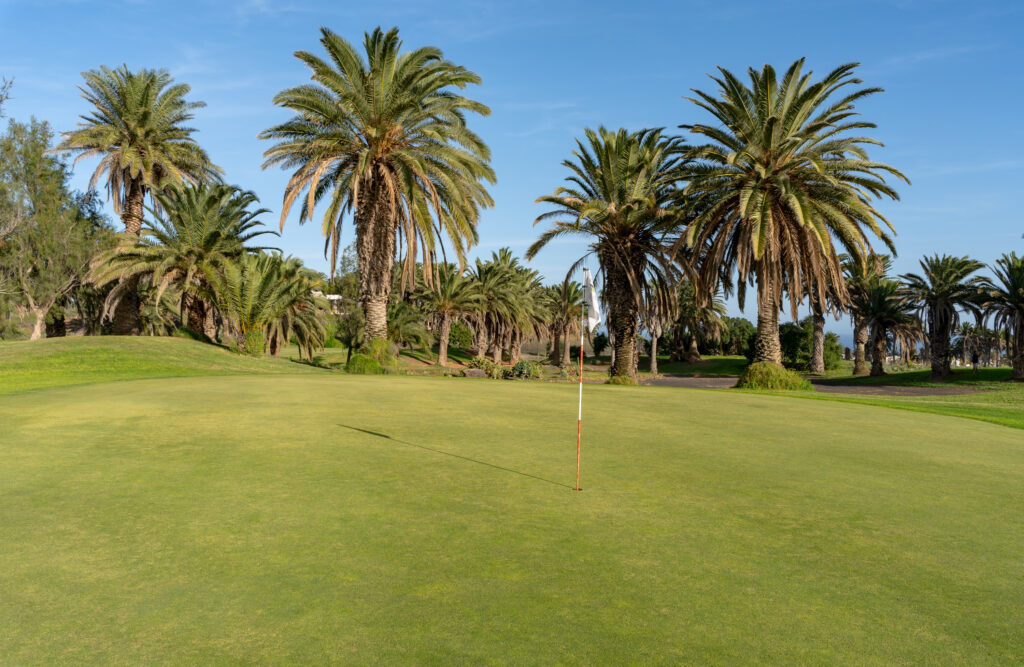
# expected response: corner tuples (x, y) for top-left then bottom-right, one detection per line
(2, 352), (1023, 662)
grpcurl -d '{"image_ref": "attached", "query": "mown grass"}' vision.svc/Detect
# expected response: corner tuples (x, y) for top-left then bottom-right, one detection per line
(0, 336), (318, 395)
(1, 337), (1022, 662)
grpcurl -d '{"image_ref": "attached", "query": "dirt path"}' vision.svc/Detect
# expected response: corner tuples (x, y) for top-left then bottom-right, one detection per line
(643, 374), (985, 396)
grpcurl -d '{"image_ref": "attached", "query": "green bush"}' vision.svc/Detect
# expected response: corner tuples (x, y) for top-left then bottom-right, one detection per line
(735, 362), (812, 391)
(558, 362), (580, 381)
(466, 357), (507, 379)
(322, 322), (344, 348)
(346, 353), (384, 375)
(591, 333), (609, 357)
(605, 375), (637, 386)
(360, 338), (398, 372)
(510, 360), (541, 379)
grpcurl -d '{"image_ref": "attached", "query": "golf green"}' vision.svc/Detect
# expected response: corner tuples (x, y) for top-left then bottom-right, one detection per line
(1, 363), (1022, 662)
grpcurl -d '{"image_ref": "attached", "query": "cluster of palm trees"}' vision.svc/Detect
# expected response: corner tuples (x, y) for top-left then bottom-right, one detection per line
(843, 253), (1024, 380)
(49, 27), (1023, 382)
(88, 182), (329, 357)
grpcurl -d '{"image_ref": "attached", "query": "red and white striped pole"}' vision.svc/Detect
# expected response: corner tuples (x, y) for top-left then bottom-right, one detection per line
(575, 300), (585, 491)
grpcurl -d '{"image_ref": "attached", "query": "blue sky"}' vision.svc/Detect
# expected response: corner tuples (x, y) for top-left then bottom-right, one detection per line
(2, 0), (1022, 341)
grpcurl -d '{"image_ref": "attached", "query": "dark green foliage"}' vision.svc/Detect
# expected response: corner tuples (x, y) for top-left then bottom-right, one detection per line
(592, 333), (609, 357)
(605, 374), (637, 386)
(345, 353), (384, 375)
(736, 362), (812, 391)
(720, 317), (756, 357)
(448, 320), (473, 351)
(778, 317), (843, 371)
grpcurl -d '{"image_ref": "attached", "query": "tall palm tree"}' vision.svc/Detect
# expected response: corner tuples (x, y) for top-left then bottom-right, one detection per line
(529, 127), (687, 382)
(901, 254), (984, 380)
(850, 276), (921, 376)
(265, 256), (330, 360)
(54, 65), (221, 333)
(682, 59), (907, 365)
(468, 254), (515, 361)
(414, 263), (480, 366)
(979, 252), (1024, 381)
(260, 26), (495, 343)
(90, 183), (274, 340)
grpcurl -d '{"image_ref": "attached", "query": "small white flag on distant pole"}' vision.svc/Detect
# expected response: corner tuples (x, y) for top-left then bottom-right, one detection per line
(575, 268), (602, 491)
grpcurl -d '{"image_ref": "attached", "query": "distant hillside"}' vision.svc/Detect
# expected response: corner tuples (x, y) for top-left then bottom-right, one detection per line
(0, 336), (321, 395)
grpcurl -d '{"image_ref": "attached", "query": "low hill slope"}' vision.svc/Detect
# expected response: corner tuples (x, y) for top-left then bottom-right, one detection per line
(0, 336), (319, 395)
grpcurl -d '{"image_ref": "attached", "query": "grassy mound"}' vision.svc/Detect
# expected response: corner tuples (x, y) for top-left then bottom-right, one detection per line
(0, 336), (317, 395)
(735, 361), (813, 391)
(2, 373), (1022, 662)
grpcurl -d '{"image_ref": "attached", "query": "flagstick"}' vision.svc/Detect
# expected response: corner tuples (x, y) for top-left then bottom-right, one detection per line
(576, 305), (585, 491)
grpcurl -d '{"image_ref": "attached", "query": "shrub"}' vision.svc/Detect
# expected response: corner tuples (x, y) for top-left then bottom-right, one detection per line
(591, 333), (609, 357)
(346, 353), (384, 375)
(735, 362), (812, 391)
(360, 338), (398, 372)
(605, 375), (637, 386)
(467, 356), (507, 379)
(510, 360), (541, 379)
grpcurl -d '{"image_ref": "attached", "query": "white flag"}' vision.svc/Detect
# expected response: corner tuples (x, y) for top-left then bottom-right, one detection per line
(582, 268), (602, 333)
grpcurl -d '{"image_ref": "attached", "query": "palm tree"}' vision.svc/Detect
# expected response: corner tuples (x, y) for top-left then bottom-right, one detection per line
(641, 278), (678, 375)
(673, 279), (727, 363)
(265, 256), (330, 360)
(90, 183), (274, 341)
(549, 280), (584, 367)
(901, 254), (984, 380)
(850, 276), (921, 376)
(842, 253), (891, 375)
(529, 127), (687, 382)
(979, 252), (1024, 381)
(415, 263), (480, 366)
(54, 65), (221, 333)
(682, 59), (907, 365)
(215, 252), (326, 355)
(260, 27), (495, 343)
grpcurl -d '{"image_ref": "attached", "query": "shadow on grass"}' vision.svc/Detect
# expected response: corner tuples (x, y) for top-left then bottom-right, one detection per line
(338, 424), (572, 489)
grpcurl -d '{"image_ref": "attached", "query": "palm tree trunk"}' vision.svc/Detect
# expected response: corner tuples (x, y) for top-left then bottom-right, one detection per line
(686, 335), (701, 363)
(649, 334), (659, 375)
(509, 330), (522, 365)
(184, 292), (208, 340)
(754, 278), (782, 365)
(269, 331), (282, 356)
(930, 317), (952, 380)
(1012, 326), (1024, 381)
(550, 325), (561, 364)
(561, 324), (571, 367)
(203, 304), (217, 341)
(870, 327), (887, 376)
(110, 178), (145, 336)
(355, 180), (394, 342)
(810, 308), (825, 374)
(606, 266), (639, 382)
(853, 316), (869, 375)
(437, 312), (451, 366)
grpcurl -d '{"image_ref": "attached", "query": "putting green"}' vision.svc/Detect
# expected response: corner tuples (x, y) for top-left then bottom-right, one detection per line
(1, 367), (1022, 662)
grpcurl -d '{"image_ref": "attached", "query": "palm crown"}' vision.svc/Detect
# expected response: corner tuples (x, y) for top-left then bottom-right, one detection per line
(54, 65), (221, 234)
(979, 252), (1024, 380)
(260, 26), (495, 341)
